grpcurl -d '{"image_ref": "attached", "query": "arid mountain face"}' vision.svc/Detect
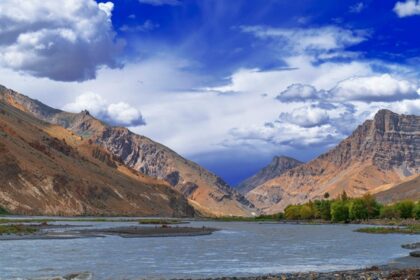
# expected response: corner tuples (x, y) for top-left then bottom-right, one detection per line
(246, 110), (419, 214)
(373, 174), (420, 204)
(0, 86), (255, 217)
(0, 100), (193, 216)
(237, 156), (302, 194)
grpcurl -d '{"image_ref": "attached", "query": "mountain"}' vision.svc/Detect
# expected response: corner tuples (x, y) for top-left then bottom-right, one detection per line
(247, 110), (419, 214)
(0, 100), (193, 216)
(237, 156), (302, 194)
(373, 174), (420, 204)
(0, 85), (255, 217)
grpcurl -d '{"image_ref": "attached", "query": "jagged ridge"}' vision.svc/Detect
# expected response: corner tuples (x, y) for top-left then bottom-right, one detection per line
(0, 85), (256, 217)
(0, 100), (194, 216)
(246, 110), (420, 214)
(237, 156), (303, 194)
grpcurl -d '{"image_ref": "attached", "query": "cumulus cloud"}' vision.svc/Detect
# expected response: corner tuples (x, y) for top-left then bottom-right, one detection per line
(394, 0), (420, 17)
(228, 121), (342, 149)
(331, 74), (419, 102)
(138, 0), (181, 6)
(63, 92), (145, 127)
(0, 0), (123, 81)
(278, 105), (331, 128)
(276, 84), (327, 102)
(276, 74), (419, 103)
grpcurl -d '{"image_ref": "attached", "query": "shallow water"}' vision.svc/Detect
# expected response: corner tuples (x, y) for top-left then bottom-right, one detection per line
(0, 219), (419, 279)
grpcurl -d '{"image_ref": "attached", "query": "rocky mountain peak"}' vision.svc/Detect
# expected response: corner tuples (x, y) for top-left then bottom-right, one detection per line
(246, 110), (419, 214)
(237, 155), (303, 194)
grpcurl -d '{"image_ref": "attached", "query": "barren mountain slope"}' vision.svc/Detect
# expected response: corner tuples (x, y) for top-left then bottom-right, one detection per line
(237, 156), (303, 194)
(373, 175), (420, 204)
(0, 85), (255, 217)
(0, 100), (194, 216)
(247, 110), (419, 214)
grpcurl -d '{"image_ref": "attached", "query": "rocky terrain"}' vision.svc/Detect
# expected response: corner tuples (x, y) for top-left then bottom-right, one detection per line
(0, 85), (255, 217)
(237, 156), (302, 194)
(246, 110), (419, 214)
(0, 99), (194, 216)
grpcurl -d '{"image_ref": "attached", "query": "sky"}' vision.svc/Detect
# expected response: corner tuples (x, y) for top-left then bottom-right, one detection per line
(0, 0), (419, 185)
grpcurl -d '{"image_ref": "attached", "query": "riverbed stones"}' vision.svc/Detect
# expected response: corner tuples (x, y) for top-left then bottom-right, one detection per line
(409, 251), (420, 257)
(402, 242), (420, 249)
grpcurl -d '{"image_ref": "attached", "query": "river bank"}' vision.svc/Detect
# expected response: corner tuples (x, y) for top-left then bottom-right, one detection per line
(0, 223), (217, 240)
(31, 261), (420, 280)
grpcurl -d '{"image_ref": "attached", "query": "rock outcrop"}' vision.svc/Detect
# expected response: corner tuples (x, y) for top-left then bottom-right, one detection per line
(0, 85), (255, 217)
(237, 156), (302, 194)
(247, 110), (419, 213)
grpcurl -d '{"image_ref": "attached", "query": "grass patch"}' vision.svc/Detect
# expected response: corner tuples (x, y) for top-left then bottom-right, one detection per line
(138, 219), (183, 225)
(0, 224), (38, 235)
(356, 224), (420, 234)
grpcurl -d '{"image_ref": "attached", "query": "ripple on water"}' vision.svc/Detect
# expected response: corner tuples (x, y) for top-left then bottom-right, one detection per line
(0, 221), (418, 279)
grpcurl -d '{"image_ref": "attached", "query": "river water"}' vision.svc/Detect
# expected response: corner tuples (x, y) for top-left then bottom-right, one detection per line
(0, 219), (418, 279)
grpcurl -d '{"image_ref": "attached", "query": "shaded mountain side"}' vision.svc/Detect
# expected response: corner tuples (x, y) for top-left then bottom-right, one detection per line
(247, 110), (419, 214)
(0, 85), (255, 217)
(0, 100), (194, 216)
(373, 175), (420, 204)
(236, 156), (303, 194)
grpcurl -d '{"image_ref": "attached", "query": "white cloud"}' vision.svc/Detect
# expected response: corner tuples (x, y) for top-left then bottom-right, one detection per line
(394, 0), (420, 17)
(63, 92), (145, 127)
(0, 0), (122, 81)
(240, 26), (368, 55)
(331, 74), (419, 102)
(98, 2), (114, 18)
(120, 20), (160, 32)
(349, 2), (365, 13)
(138, 0), (181, 6)
(277, 84), (327, 102)
(279, 105), (331, 128)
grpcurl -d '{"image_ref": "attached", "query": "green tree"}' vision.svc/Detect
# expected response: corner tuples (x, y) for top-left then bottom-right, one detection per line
(299, 205), (314, 220)
(413, 202), (420, 220)
(362, 194), (381, 219)
(396, 200), (415, 219)
(284, 205), (301, 220)
(331, 201), (349, 222)
(380, 205), (399, 219)
(349, 199), (368, 220)
(314, 200), (331, 220)
(340, 190), (349, 201)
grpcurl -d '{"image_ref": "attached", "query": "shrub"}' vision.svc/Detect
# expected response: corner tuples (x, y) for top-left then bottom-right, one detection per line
(284, 205), (301, 220)
(380, 205), (400, 219)
(331, 201), (349, 222)
(0, 206), (8, 215)
(349, 199), (368, 220)
(395, 200), (415, 219)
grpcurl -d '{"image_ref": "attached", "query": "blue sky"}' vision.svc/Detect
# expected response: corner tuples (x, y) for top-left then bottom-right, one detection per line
(0, 0), (419, 185)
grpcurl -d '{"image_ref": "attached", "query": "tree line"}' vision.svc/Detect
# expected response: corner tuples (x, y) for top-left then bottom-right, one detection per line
(279, 192), (420, 222)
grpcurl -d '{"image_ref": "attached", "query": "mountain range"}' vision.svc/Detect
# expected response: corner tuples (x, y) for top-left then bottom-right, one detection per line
(0, 85), (255, 217)
(0, 84), (418, 217)
(245, 109), (419, 214)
